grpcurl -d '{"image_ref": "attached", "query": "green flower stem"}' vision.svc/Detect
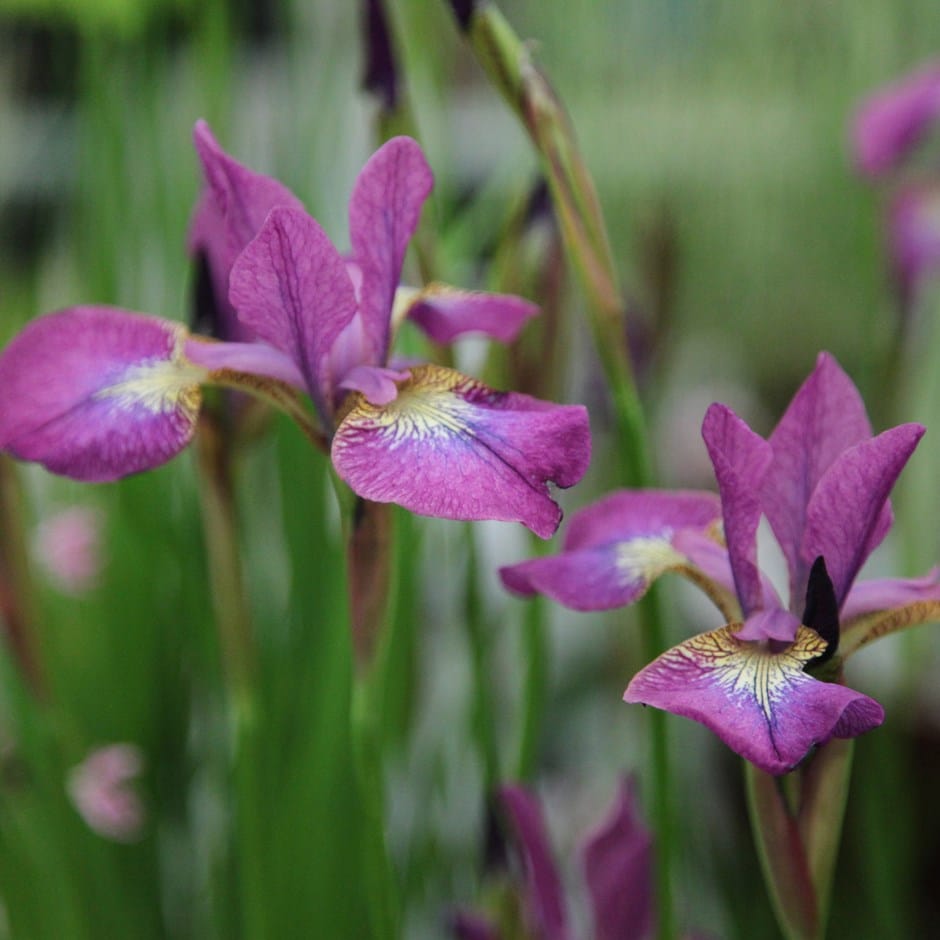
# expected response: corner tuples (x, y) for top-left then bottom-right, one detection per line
(331, 472), (400, 939)
(515, 588), (548, 782)
(452, 5), (673, 934)
(194, 413), (256, 702)
(0, 456), (45, 698)
(464, 528), (501, 790)
(192, 413), (267, 938)
(745, 742), (854, 940)
(746, 761), (819, 940)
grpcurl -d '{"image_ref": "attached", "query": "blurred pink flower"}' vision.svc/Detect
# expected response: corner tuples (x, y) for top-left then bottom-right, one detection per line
(67, 743), (145, 842)
(33, 506), (103, 595)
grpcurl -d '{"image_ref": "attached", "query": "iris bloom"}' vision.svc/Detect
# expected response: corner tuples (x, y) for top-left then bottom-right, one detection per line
(503, 353), (940, 774)
(887, 185), (940, 307)
(452, 780), (654, 940)
(0, 124), (590, 537)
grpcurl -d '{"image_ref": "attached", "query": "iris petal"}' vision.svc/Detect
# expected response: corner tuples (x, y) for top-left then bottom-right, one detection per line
(348, 137), (433, 366)
(331, 364), (590, 538)
(404, 284), (539, 344)
(0, 307), (206, 482)
(624, 625), (884, 775)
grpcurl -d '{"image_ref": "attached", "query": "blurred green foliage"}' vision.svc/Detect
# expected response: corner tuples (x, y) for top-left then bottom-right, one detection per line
(1, 2), (940, 938)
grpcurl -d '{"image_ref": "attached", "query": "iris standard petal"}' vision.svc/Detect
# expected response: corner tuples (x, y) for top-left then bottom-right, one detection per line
(500, 490), (721, 611)
(802, 423), (925, 608)
(191, 120), (304, 261)
(499, 786), (568, 940)
(331, 364), (590, 538)
(580, 778), (654, 940)
(348, 137), (433, 365)
(702, 403), (773, 616)
(762, 352), (873, 602)
(228, 206), (358, 421)
(0, 307), (206, 482)
(403, 284), (539, 344)
(624, 625), (884, 775)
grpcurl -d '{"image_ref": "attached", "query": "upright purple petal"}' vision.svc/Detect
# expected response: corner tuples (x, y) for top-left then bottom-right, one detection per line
(624, 626), (884, 775)
(580, 778), (654, 940)
(0, 307), (206, 482)
(228, 207), (358, 422)
(499, 786), (568, 940)
(405, 285), (539, 344)
(348, 137), (433, 365)
(190, 121), (306, 342)
(762, 353), (873, 605)
(192, 120), (304, 261)
(852, 62), (940, 177)
(499, 491), (720, 611)
(702, 403), (773, 616)
(802, 423), (925, 608)
(331, 364), (590, 538)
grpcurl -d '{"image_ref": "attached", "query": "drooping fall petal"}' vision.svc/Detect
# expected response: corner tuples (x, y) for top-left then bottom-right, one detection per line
(404, 284), (539, 344)
(762, 352), (874, 604)
(500, 490), (720, 611)
(580, 778), (654, 940)
(840, 568), (940, 623)
(0, 307), (206, 482)
(624, 625), (884, 775)
(228, 206), (358, 421)
(348, 137), (433, 365)
(702, 403), (772, 615)
(331, 364), (590, 538)
(802, 423), (925, 608)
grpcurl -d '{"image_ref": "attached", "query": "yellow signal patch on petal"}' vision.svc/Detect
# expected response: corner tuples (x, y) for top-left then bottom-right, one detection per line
(94, 325), (206, 418)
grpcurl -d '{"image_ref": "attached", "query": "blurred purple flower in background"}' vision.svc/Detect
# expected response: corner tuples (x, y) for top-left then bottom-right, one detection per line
(0, 125), (590, 537)
(67, 743), (145, 843)
(452, 780), (654, 940)
(504, 353), (940, 774)
(33, 506), (104, 595)
(887, 184), (940, 308)
(853, 61), (940, 178)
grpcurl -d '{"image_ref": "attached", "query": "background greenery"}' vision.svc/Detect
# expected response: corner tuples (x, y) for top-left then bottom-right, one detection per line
(1, 1), (939, 937)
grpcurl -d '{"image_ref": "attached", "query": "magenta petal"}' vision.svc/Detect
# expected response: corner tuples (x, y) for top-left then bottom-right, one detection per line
(183, 338), (306, 389)
(338, 364), (411, 405)
(763, 353), (873, 602)
(702, 403), (772, 616)
(624, 626), (884, 775)
(192, 120), (304, 261)
(852, 62), (940, 177)
(405, 286), (539, 344)
(229, 206), (357, 421)
(500, 490), (720, 610)
(734, 609), (800, 644)
(580, 778), (653, 940)
(888, 186), (940, 308)
(348, 137), (433, 365)
(802, 423), (925, 608)
(331, 365), (590, 538)
(499, 786), (568, 940)
(0, 307), (204, 482)
(841, 568), (940, 622)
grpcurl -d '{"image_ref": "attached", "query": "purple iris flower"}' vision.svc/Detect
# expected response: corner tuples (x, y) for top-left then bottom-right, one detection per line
(852, 61), (940, 178)
(451, 780), (654, 940)
(0, 123), (590, 538)
(502, 353), (940, 774)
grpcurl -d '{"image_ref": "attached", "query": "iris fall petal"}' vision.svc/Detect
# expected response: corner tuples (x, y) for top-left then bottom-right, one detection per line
(331, 364), (590, 538)
(624, 625), (884, 775)
(0, 307), (206, 482)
